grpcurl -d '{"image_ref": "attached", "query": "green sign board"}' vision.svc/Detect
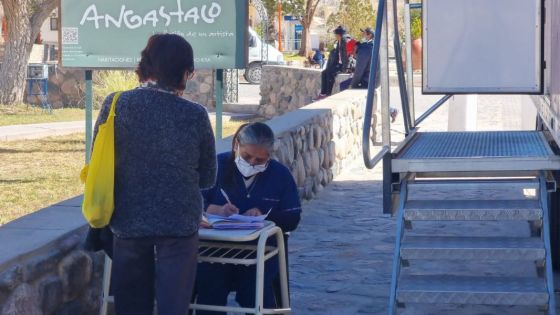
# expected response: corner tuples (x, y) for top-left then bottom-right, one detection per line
(59, 0), (248, 69)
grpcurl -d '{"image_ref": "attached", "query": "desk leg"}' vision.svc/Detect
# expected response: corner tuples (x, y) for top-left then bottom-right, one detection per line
(255, 232), (268, 315)
(276, 231), (290, 314)
(100, 255), (112, 315)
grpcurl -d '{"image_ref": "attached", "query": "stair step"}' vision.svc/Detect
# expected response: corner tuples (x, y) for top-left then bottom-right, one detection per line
(401, 236), (545, 260)
(404, 200), (542, 221)
(407, 178), (539, 190)
(397, 275), (548, 306)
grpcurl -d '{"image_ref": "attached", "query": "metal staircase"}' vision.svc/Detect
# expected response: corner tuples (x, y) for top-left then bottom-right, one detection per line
(385, 131), (560, 314)
(390, 175), (556, 313)
(360, 0), (560, 313)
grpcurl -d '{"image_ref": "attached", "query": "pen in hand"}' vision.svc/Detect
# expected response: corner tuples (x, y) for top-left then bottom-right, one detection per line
(220, 188), (232, 205)
(220, 188), (238, 215)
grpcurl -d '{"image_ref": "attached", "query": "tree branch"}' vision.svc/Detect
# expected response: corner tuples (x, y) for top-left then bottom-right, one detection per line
(311, 0), (321, 16)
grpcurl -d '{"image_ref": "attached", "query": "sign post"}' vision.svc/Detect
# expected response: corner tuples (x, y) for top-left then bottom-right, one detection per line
(85, 70), (93, 162)
(215, 69), (224, 139)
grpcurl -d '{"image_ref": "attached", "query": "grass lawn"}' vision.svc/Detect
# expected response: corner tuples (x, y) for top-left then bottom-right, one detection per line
(0, 120), (254, 225)
(0, 104), (99, 127)
(283, 52), (307, 62)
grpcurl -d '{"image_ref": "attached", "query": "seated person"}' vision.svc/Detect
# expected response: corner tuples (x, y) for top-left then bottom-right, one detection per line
(315, 25), (348, 100)
(311, 49), (325, 68)
(195, 122), (302, 314)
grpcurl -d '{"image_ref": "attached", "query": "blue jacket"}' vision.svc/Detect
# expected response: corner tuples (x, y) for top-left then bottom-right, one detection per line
(202, 152), (302, 232)
(351, 39), (380, 89)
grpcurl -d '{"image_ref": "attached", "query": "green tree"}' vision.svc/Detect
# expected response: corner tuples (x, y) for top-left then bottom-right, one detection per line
(259, 0), (320, 57)
(327, 0), (376, 40)
(0, 0), (57, 104)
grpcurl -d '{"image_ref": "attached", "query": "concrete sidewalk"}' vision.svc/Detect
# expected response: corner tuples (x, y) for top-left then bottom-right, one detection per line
(0, 111), (256, 142)
(0, 121), (88, 141)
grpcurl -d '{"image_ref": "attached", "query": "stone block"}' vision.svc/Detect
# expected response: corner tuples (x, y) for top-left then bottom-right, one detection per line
(58, 251), (92, 301)
(327, 141), (336, 168)
(310, 150), (321, 176)
(199, 83), (212, 94)
(295, 155), (306, 186)
(302, 151), (312, 177)
(38, 276), (63, 315)
(303, 177), (314, 200)
(313, 125), (322, 149)
(306, 128), (315, 150)
(1, 283), (41, 315)
(0, 266), (22, 293)
(22, 251), (61, 283)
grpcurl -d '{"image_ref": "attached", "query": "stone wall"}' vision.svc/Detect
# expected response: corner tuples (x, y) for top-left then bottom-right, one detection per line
(259, 66), (321, 119)
(25, 68), (216, 110)
(184, 70), (216, 109)
(0, 197), (103, 315)
(258, 65), (352, 119)
(0, 90), (372, 313)
(267, 89), (371, 199)
(26, 66), (85, 109)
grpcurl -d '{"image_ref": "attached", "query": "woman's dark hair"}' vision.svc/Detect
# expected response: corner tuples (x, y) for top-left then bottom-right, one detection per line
(136, 34), (194, 91)
(224, 122), (275, 189)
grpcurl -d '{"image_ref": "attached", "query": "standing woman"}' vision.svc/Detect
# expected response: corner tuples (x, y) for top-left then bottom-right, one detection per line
(196, 122), (302, 313)
(93, 34), (217, 315)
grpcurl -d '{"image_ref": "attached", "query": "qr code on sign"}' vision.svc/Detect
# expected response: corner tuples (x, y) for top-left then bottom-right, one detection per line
(62, 27), (79, 44)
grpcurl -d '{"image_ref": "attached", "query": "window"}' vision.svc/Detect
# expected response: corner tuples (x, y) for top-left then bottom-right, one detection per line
(50, 17), (58, 31)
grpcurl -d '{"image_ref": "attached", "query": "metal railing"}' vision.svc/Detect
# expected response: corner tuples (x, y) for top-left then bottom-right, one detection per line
(362, 0), (389, 169)
(362, 0), (454, 170)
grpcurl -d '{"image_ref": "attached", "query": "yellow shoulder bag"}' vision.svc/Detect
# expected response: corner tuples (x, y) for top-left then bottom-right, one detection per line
(80, 92), (122, 228)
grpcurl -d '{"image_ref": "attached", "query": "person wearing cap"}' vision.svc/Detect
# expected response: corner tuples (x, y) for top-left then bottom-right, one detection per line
(350, 27), (399, 122)
(351, 27), (376, 89)
(315, 25), (349, 100)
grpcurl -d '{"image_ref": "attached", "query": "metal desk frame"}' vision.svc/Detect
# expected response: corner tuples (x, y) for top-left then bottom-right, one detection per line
(99, 223), (291, 315)
(191, 223), (291, 315)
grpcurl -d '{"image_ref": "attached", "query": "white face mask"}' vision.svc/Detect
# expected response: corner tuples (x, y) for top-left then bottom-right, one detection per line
(235, 154), (268, 178)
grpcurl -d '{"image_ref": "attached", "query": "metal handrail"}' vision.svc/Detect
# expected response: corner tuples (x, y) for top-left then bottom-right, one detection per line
(392, 0), (413, 133)
(362, 0), (387, 169)
(415, 94), (453, 126)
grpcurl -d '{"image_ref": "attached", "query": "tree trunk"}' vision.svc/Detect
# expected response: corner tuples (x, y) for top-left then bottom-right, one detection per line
(299, 0), (321, 57)
(0, 0), (56, 105)
(299, 22), (311, 57)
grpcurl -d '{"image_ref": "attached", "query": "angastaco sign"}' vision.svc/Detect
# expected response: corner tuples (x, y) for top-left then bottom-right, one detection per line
(59, 0), (248, 69)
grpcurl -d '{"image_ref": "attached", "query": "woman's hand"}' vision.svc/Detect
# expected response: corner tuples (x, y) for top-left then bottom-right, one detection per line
(206, 204), (239, 216)
(244, 208), (263, 217)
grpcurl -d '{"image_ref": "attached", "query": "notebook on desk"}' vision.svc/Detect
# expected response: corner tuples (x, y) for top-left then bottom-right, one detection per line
(202, 213), (268, 230)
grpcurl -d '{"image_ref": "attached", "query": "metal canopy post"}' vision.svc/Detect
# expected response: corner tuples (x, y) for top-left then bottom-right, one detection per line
(215, 69), (224, 139)
(85, 70), (93, 163)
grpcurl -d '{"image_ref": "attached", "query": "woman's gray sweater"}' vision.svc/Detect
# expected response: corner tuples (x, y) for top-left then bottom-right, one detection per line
(93, 88), (216, 239)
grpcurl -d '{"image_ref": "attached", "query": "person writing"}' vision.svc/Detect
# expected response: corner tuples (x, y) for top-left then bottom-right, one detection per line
(195, 122), (302, 314)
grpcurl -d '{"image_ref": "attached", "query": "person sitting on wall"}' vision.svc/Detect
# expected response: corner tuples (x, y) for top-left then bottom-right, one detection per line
(340, 27), (399, 122)
(311, 48), (325, 68)
(315, 25), (349, 100)
(195, 122), (302, 314)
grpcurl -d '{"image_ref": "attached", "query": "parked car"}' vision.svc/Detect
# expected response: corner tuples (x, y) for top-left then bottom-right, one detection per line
(245, 27), (285, 84)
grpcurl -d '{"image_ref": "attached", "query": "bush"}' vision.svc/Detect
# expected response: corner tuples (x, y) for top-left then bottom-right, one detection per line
(93, 71), (138, 109)
(410, 10), (422, 40)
